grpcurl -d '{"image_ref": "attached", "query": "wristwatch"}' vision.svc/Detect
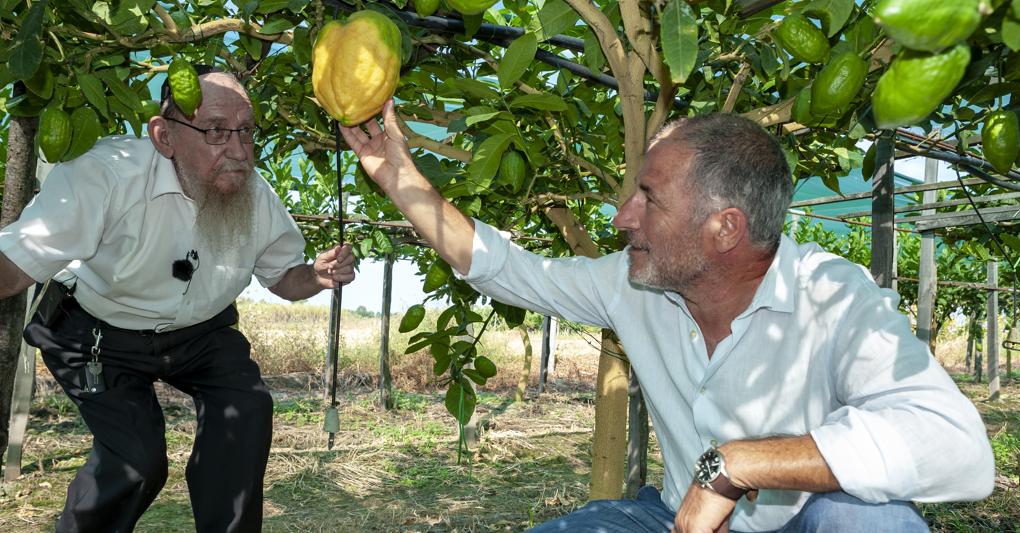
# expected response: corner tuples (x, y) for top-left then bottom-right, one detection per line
(693, 443), (748, 500)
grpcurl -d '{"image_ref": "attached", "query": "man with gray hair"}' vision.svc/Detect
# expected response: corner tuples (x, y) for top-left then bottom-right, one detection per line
(341, 101), (994, 532)
(0, 67), (355, 532)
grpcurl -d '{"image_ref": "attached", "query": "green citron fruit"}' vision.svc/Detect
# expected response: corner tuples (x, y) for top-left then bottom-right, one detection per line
(982, 110), (1019, 175)
(810, 51), (868, 117)
(140, 100), (162, 120)
(871, 45), (971, 130)
(499, 150), (528, 192)
(399, 304), (427, 333)
(445, 0), (497, 16)
(775, 15), (830, 64)
(792, 86), (815, 125)
(312, 11), (402, 126)
(167, 58), (202, 117)
(874, 0), (981, 52)
(415, 0), (440, 17)
(38, 106), (72, 163)
(474, 356), (497, 378)
(63, 107), (103, 161)
(422, 260), (450, 292)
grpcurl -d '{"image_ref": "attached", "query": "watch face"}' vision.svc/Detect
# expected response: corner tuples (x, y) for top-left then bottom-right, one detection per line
(694, 448), (723, 484)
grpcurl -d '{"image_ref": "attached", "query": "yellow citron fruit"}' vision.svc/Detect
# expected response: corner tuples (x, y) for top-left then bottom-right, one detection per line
(874, 0), (981, 52)
(871, 45), (971, 130)
(982, 110), (1019, 175)
(446, 0), (497, 16)
(167, 58), (202, 118)
(312, 11), (402, 126)
(38, 105), (72, 163)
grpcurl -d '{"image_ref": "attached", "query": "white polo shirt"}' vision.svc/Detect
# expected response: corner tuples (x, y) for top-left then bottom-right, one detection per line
(461, 220), (994, 532)
(0, 136), (306, 331)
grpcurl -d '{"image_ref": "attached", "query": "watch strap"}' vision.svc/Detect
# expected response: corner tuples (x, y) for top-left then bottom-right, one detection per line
(706, 471), (747, 500)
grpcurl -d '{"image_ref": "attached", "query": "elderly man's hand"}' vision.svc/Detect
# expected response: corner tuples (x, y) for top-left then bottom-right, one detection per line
(313, 244), (355, 289)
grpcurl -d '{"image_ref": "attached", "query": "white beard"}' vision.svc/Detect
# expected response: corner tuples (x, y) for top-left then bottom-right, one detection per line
(175, 161), (256, 265)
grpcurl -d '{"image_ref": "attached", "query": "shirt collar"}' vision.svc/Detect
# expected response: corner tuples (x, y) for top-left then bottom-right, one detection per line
(149, 152), (186, 200)
(661, 234), (798, 317)
(741, 234), (797, 316)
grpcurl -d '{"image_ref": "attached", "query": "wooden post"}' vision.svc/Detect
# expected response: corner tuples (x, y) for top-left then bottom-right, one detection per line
(515, 326), (532, 402)
(538, 316), (552, 394)
(1007, 320), (1016, 383)
(975, 321), (984, 383)
(987, 261), (999, 401)
(4, 285), (37, 482)
(547, 316), (558, 374)
(871, 133), (896, 288)
(624, 367), (648, 498)
(590, 331), (629, 500)
(379, 255), (394, 410)
(916, 158), (938, 347)
(965, 317), (975, 372)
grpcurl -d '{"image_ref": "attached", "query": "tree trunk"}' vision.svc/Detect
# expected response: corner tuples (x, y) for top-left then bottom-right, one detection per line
(624, 366), (648, 498)
(1, 111), (39, 461)
(590, 331), (629, 500)
(515, 326), (532, 403)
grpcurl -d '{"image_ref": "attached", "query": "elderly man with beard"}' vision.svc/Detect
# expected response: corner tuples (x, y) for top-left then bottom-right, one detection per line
(0, 68), (355, 532)
(338, 101), (994, 533)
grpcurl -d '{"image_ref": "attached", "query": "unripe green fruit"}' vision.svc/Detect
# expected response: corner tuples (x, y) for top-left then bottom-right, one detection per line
(775, 15), (830, 64)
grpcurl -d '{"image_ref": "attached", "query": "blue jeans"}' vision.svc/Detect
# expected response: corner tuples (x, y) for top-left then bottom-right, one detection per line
(527, 486), (929, 532)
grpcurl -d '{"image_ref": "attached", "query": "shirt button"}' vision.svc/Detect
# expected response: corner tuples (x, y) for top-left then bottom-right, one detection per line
(699, 386), (706, 394)
(690, 330), (697, 340)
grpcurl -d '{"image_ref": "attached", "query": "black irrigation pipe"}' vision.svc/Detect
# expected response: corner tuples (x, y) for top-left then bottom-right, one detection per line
(323, 0), (688, 109)
(894, 140), (1020, 192)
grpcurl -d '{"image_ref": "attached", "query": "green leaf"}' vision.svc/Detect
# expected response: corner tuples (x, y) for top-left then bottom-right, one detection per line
(537, 0), (578, 40)
(8, 0), (47, 80)
(97, 71), (143, 112)
(76, 72), (109, 118)
(465, 111), (507, 126)
(802, 0), (853, 37)
(258, 17), (296, 35)
(444, 381), (476, 425)
(467, 134), (513, 192)
(844, 16), (877, 54)
(509, 93), (568, 111)
(449, 78), (500, 101)
(498, 33), (538, 91)
(660, 0), (699, 84)
(583, 29), (606, 73)
(256, 0), (294, 13)
(462, 368), (487, 386)
(111, 0), (155, 35)
(1003, 18), (1020, 52)
(239, 34), (264, 60)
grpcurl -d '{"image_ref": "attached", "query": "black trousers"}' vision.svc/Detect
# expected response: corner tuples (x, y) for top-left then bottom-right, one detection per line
(25, 300), (273, 533)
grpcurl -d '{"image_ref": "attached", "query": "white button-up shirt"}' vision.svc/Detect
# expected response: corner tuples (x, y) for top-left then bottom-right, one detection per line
(0, 136), (306, 331)
(462, 220), (993, 532)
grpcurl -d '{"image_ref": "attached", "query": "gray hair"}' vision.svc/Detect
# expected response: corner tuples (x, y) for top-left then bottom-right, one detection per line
(650, 113), (793, 251)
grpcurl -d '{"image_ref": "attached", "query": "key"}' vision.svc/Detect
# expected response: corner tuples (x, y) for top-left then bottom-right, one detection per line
(84, 361), (106, 393)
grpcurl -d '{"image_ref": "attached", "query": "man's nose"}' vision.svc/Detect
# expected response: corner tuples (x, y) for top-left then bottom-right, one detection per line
(223, 130), (249, 159)
(613, 196), (638, 231)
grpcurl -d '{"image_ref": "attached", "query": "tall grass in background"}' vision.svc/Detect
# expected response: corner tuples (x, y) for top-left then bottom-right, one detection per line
(236, 299), (602, 391)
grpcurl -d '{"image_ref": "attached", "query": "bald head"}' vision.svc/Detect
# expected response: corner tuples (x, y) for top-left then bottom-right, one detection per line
(161, 70), (251, 119)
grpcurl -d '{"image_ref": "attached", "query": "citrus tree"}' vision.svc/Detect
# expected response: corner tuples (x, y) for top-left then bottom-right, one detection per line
(2, 0), (1020, 467)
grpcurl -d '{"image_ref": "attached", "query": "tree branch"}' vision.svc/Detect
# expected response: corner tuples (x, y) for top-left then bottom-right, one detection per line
(722, 62), (752, 113)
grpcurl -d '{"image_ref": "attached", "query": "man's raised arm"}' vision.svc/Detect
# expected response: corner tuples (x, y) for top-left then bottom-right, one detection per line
(0, 252), (35, 299)
(340, 100), (475, 275)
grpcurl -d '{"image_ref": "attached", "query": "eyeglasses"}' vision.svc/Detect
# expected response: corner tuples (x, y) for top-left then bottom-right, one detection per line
(164, 117), (256, 145)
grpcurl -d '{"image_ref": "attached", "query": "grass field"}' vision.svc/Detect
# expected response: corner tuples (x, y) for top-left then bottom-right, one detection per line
(0, 301), (1017, 532)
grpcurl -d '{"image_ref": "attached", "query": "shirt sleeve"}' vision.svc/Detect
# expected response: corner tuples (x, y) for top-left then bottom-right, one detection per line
(252, 179), (307, 288)
(809, 277), (995, 503)
(0, 157), (112, 282)
(457, 219), (624, 329)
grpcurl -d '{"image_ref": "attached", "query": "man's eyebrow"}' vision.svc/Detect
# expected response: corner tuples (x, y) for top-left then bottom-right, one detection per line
(639, 182), (655, 200)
